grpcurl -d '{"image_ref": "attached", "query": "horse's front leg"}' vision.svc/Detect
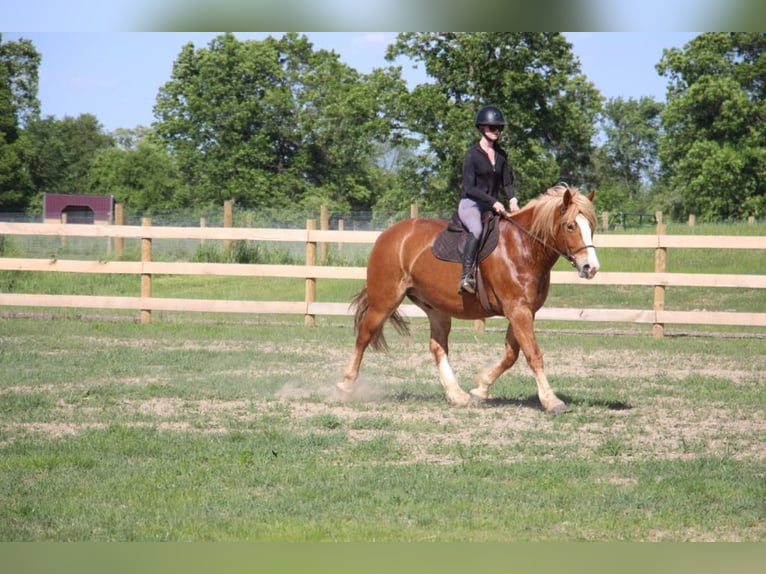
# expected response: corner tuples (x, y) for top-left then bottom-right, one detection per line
(426, 309), (471, 406)
(469, 323), (520, 405)
(509, 306), (569, 414)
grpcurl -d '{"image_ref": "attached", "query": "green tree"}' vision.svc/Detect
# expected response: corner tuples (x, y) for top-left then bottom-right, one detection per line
(153, 33), (407, 214)
(25, 114), (115, 203)
(0, 34), (40, 212)
(88, 136), (186, 212)
(0, 34), (40, 127)
(384, 32), (602, 212)
(592, 96), (663, 213)
(657, 32), (766, 221)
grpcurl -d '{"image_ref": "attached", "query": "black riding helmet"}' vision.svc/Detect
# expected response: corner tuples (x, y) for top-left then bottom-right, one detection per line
(475, 105), (506, 127)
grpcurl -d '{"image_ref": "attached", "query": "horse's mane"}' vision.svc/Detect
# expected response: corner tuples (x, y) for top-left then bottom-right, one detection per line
(522, 183), (596, 243)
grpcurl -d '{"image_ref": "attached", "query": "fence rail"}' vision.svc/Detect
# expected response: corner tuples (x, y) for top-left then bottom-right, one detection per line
(1, 220), (765, 335)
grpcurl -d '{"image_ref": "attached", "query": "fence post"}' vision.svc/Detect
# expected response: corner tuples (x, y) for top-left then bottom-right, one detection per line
(652, 211), (666, 338)
(60, 212), (67, 248)
(114, 203), (124, 257)
(600, 211), (609, 231)
(223, 199), (233, 258)
(337, 218), (344, 257)
(141, 217), (152, 324)
(305, 218), (317, 327)
(320, 204), (329, 263)
(410, 203), (419, 219)
(199, 217), (206, 247)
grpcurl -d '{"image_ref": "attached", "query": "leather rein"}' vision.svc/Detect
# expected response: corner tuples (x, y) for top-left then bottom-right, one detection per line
(500, 211), (595, 268)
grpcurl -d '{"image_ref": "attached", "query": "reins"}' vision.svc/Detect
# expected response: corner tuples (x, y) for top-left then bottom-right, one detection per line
(500, 211), (594, 267)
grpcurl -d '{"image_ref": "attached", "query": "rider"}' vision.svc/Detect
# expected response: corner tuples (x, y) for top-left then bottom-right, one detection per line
(457, 105), (519, 295)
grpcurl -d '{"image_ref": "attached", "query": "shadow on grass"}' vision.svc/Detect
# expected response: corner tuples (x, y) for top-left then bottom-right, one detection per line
(390, 390), (632, 412)
(484, 393), (632, 412)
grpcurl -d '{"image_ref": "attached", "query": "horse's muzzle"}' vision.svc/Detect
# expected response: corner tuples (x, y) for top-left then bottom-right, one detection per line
(572, 248), (599, 279)
(579, 263), (598, 279)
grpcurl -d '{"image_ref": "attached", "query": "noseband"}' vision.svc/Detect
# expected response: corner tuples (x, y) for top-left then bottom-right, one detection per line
(556, 224), (596, 268)
(502, 212), (595, 268)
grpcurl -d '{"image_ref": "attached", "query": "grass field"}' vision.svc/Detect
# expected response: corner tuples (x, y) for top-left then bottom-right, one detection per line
(1, 220), (764, 542)
(1, 314), (764, 541)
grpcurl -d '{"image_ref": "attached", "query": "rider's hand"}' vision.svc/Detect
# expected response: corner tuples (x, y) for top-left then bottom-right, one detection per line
(508, 197), (520, 212)
(492, 201), (507, 215)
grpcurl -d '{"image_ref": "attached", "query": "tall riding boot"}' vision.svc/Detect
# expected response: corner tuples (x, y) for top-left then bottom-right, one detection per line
(458, 235), (480, 295)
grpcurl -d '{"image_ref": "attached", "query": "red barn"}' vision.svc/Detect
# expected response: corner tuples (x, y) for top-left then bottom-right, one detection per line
(43, 193), (114, 224)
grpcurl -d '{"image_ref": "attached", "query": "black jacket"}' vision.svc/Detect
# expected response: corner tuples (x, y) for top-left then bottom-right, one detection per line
(460, 143), (516, 210)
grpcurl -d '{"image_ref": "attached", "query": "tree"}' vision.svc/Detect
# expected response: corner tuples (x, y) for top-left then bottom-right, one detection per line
(0, 34), (40, 212)
(88, 137), (186, 212)
(153, 33), (407, 214)
(384, 32), (602, 212)
(25, 114), (115, 202)
(592, 96), (663, 213)
(657, 33), (766, 221)
(0, 34), (40, 128)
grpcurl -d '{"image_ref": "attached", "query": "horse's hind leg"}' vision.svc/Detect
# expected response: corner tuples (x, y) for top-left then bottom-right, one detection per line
(337, 305), (388, 396)
(425, 309), (471, 406)
(338, 284), (406, 398)
(469, 323), (520, 404)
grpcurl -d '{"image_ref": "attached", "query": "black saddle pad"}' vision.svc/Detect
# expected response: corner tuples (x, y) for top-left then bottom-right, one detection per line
(432, 211), (500, 263)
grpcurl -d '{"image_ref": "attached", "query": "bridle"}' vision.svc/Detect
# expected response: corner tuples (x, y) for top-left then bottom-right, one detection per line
(501, 211), (595, 268)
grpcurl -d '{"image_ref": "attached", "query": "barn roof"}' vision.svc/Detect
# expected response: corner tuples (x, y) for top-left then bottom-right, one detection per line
(43, 193), (114, 220)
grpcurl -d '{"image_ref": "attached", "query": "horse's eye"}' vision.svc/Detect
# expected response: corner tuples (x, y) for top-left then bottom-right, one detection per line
(566, 223), (575, 232)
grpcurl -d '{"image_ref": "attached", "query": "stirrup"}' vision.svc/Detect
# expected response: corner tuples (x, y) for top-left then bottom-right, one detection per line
(458, 276), (476, 295)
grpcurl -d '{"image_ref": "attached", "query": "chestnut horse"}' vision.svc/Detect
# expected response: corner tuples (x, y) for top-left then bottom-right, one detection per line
(338, 183), (600, 414)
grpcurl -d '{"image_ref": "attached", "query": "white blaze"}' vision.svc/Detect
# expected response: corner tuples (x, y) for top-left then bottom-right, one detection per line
(575, 214), (600, 273)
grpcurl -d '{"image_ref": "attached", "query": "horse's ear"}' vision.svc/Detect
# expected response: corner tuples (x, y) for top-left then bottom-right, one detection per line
(587, 190), (596, 202)
(561, 188), (573, 215)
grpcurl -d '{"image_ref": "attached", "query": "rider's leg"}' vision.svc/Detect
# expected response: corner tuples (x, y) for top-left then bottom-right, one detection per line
(457, 199), (482, 295)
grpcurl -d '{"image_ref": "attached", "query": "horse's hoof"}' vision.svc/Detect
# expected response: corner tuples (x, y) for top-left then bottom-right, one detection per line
(547, 402), (571, 415)
(446, 393), (471, 407)
(469, 392), (489, 408)
(335, 383), (353, 400)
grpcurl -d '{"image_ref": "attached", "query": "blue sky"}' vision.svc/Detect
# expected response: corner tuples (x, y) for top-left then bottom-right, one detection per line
(3, 32), (699, 133)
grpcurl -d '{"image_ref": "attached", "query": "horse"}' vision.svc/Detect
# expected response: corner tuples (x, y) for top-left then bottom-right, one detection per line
(338, 183), (600, 414)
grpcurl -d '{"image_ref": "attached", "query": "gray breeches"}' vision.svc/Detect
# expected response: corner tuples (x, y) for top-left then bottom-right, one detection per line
(458, 198), (485, 239)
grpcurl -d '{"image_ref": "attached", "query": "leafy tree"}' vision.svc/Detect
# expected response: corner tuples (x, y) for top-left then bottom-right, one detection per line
(0, 34), (40, 128)
(111, 125), (154, 150)
(25, 114), (115, 203)
(87, 136), (186, 212)
(657, 33), (766, 221)
(384, 32), (602, 212)
(153, 33), (407, 214)
(0, 34), (39, 212)
(592, 96), (663, 213)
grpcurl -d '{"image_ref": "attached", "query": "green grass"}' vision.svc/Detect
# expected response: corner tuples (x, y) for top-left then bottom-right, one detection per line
(0, 316), (763, 541)
(1, 223), (764, 541)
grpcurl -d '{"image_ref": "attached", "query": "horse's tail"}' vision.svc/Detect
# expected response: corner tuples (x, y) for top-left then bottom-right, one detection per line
(350, 285), (410, 352)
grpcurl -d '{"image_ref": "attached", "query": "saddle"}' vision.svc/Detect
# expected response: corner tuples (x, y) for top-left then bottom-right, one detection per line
(432, 211), (502, 314)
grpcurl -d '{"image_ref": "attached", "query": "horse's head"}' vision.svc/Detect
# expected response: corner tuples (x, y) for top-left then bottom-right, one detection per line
(557, 186), (600, 279)
(513, 183), (601, 279)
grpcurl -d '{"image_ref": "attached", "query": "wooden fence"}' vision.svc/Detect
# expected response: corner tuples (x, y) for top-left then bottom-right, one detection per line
(1, 219), (765, 337)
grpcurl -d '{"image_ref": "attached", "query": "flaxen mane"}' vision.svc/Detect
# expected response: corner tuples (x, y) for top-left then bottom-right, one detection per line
(524, 183), (597, 244)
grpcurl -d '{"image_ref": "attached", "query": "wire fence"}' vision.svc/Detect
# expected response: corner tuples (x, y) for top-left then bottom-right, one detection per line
(1, 205), (763, 265)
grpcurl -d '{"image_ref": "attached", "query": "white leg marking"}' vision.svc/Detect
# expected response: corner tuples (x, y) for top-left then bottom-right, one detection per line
(438, 355), (469, 405)
(438, 355), (458, 389)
